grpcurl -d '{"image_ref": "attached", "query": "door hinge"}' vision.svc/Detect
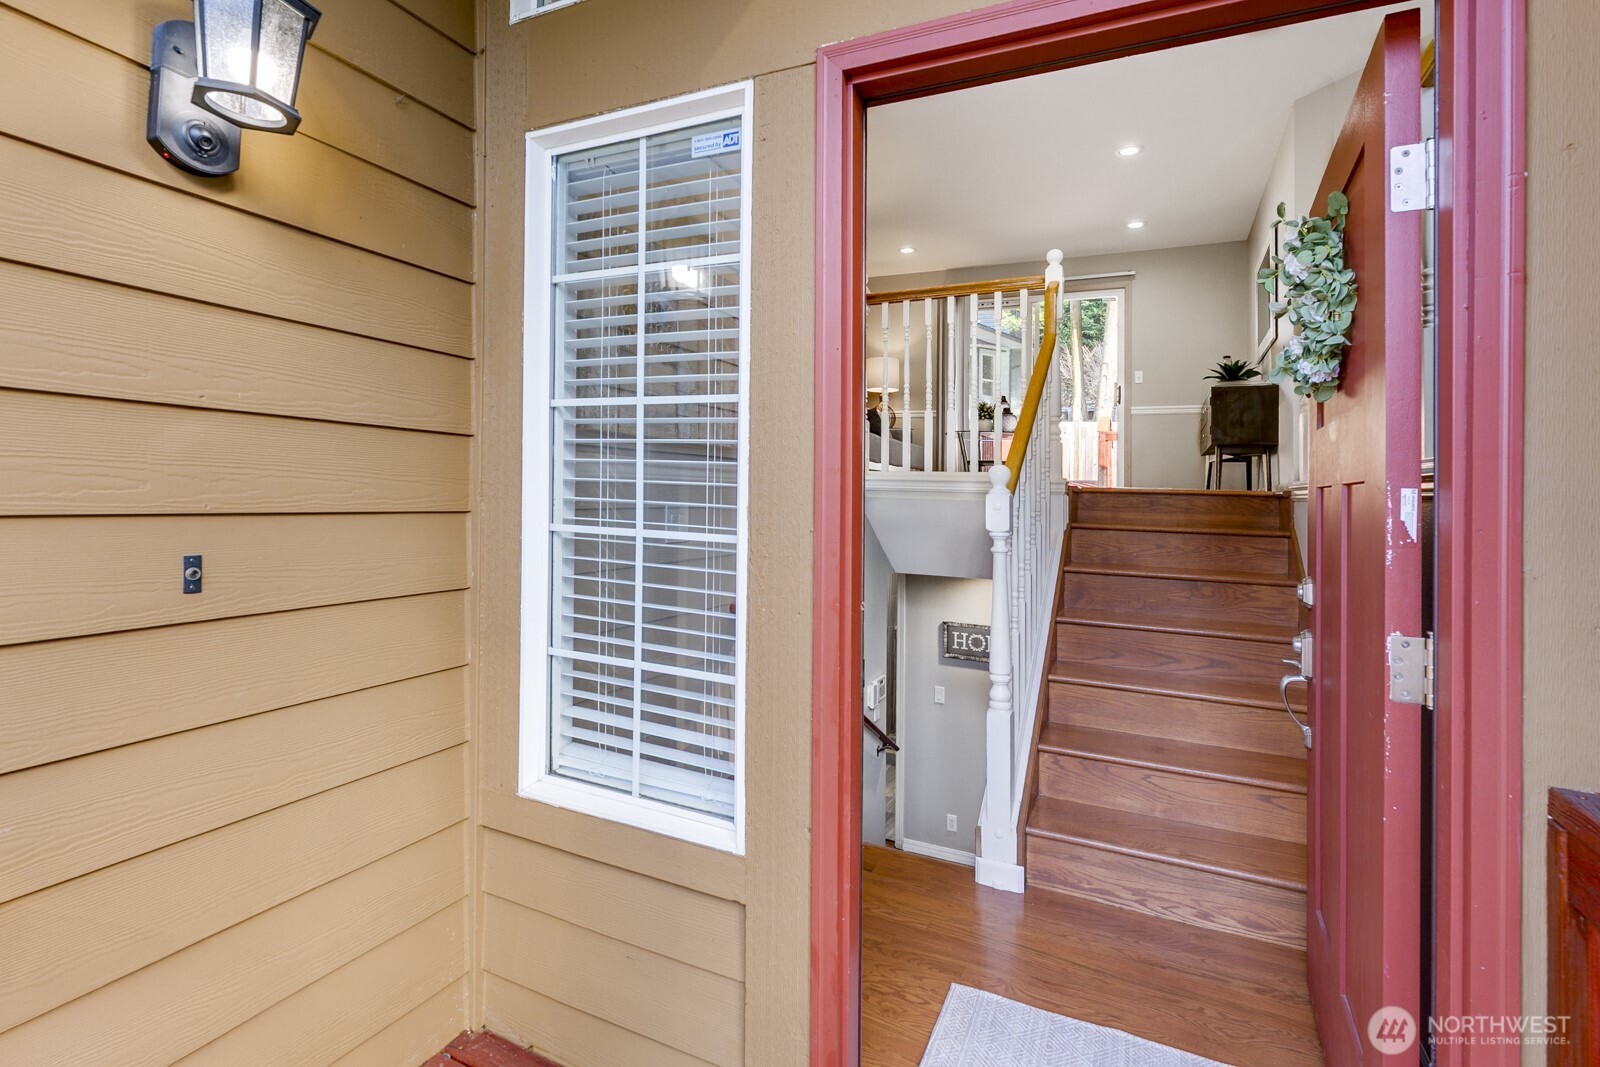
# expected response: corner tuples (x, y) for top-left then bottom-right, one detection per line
(1387, 633), (1435, 706)
(1389, 139), (1435, 213)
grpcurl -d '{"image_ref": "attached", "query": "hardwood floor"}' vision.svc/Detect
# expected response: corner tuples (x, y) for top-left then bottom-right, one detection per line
(861, 846), (1323, 1066)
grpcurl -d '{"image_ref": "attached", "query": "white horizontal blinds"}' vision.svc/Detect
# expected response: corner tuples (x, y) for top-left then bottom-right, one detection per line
(643, 123), (743, 264)
(559, 139), (640, 275)
(547, 114), (744, 823)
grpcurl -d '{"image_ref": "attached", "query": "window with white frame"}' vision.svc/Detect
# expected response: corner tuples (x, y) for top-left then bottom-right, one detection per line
(521, 85), (751, 854)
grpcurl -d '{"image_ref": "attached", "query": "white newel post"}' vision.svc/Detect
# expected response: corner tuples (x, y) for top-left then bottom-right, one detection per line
(974, 249), (1063, 894)
(977, 464), (1024, 892)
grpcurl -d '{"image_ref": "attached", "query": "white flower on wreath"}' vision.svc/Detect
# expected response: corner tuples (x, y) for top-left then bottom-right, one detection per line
(1282, 255), (1310, 282)
(1295, 298), (1326, 325)
(1295, 358), (1337, 384)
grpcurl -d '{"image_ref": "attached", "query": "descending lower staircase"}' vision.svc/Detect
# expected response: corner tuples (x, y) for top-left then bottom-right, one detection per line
(1021, 487), (1309, 948)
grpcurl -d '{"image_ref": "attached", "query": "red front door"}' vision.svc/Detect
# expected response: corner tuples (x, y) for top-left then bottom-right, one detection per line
(1305, 11), (1426, 1065)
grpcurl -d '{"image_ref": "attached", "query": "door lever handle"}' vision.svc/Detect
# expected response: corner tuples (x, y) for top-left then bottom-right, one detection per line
(1280, 674), (1313, 750)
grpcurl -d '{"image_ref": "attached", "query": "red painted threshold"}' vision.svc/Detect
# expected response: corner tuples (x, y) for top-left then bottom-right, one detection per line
(425, 1030), (565, 1067)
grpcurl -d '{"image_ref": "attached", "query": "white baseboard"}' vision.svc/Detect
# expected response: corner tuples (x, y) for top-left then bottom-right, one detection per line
(900, 838), (976, 868)
(975, 857), (1026, 893)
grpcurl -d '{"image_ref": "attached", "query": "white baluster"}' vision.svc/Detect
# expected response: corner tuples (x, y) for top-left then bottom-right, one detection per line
(862, 300), (870, 477)
(967, 295), (979, 474)
(992, 289), (1004, 468)
(900, 300), (912, 472)
(945, 295), (957, 473)
(924, 298), (934, 476)
(883, 300), (896, 467)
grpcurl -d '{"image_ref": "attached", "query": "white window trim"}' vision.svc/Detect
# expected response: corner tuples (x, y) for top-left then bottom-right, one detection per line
(519, 82), (754, 855)
(510, 0), (586, 22)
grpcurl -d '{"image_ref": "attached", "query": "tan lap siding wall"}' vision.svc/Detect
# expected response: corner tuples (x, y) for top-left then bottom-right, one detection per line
(1523, 0), (1600, 1051)
(0, 0), (478, 1062)
(475, 0), (977, 1061)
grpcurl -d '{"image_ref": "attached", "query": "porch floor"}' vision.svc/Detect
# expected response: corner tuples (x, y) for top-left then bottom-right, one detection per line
(861, 845), (1323, 1065)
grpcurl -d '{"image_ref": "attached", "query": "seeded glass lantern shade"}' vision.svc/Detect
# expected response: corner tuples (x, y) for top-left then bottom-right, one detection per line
(193, 0), (321, 134)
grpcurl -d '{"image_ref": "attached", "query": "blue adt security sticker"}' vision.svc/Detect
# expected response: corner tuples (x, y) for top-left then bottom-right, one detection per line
(691, 129), (741, 158)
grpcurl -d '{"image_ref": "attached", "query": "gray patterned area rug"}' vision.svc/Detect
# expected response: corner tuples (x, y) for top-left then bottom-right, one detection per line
(919, 985), (1231, 1066)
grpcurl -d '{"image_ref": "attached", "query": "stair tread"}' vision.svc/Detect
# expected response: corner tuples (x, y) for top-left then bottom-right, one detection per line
(1027, 796), (1307, 891)
(1038, 724), (1306, 793)
(1072, 523), (1290, 539)
(1063, 563), (1298, 587)
(1056, 611), (1295, 644)
(1073, 487), (1284, 499)
(1052, 663), (1308, 711)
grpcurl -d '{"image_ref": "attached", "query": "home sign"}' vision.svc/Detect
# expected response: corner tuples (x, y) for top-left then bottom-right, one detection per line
(941, 622), (990, 664)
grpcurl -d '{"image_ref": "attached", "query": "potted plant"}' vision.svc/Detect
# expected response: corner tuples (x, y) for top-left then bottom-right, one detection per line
(1203, 358), (1264, 384)
(977, 400), (995, 431)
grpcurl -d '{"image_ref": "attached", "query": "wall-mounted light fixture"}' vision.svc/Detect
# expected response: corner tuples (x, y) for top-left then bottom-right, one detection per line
(148, 0), (321, 177)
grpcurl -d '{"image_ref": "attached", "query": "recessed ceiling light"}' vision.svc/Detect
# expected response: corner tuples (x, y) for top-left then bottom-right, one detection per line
(1116, 144), (1144, 157)
(899, 245), (916, 254)
(1126, 220), (1146, 230)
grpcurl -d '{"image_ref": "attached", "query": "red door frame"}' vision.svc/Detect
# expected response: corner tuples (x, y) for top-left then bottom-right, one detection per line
(811, 1), (1525, 1065)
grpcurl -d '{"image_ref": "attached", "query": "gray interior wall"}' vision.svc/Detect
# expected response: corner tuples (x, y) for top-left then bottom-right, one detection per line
(1245, 72), (1361, 490)
(873, 241), (1252, 489)
(899, 576), (992, 857)
(861, 524), (892, 845)
(863, 523), (892, 709)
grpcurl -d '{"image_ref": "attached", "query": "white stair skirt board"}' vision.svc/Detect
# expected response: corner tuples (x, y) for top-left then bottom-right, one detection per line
(920, 985), (1231, 1067)
(974, 856), (1025, 893)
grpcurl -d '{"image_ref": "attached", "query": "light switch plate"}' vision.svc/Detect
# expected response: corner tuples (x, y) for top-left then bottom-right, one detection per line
(1134, 370), (1145, 384)
(933, 685), (945, 704)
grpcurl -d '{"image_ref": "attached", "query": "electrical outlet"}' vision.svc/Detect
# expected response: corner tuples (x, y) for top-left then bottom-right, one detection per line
(933, 685), (945, 705)
(1134, 370), (1145, 384)
(946, 814), (958, 833)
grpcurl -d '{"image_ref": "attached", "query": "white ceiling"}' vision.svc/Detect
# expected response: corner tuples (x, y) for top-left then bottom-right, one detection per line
(865, 4), (1425, 277)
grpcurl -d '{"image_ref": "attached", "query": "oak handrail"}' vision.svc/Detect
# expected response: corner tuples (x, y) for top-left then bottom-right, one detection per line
(866, 275), (1046, 307)
(1001, 279), (1061, 493)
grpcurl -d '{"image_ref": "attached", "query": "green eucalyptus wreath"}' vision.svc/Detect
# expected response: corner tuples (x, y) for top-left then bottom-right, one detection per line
(1258, 191), (1357, 403)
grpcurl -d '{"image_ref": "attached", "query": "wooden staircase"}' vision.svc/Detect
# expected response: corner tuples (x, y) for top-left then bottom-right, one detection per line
(1021, 487), (1309, 948)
